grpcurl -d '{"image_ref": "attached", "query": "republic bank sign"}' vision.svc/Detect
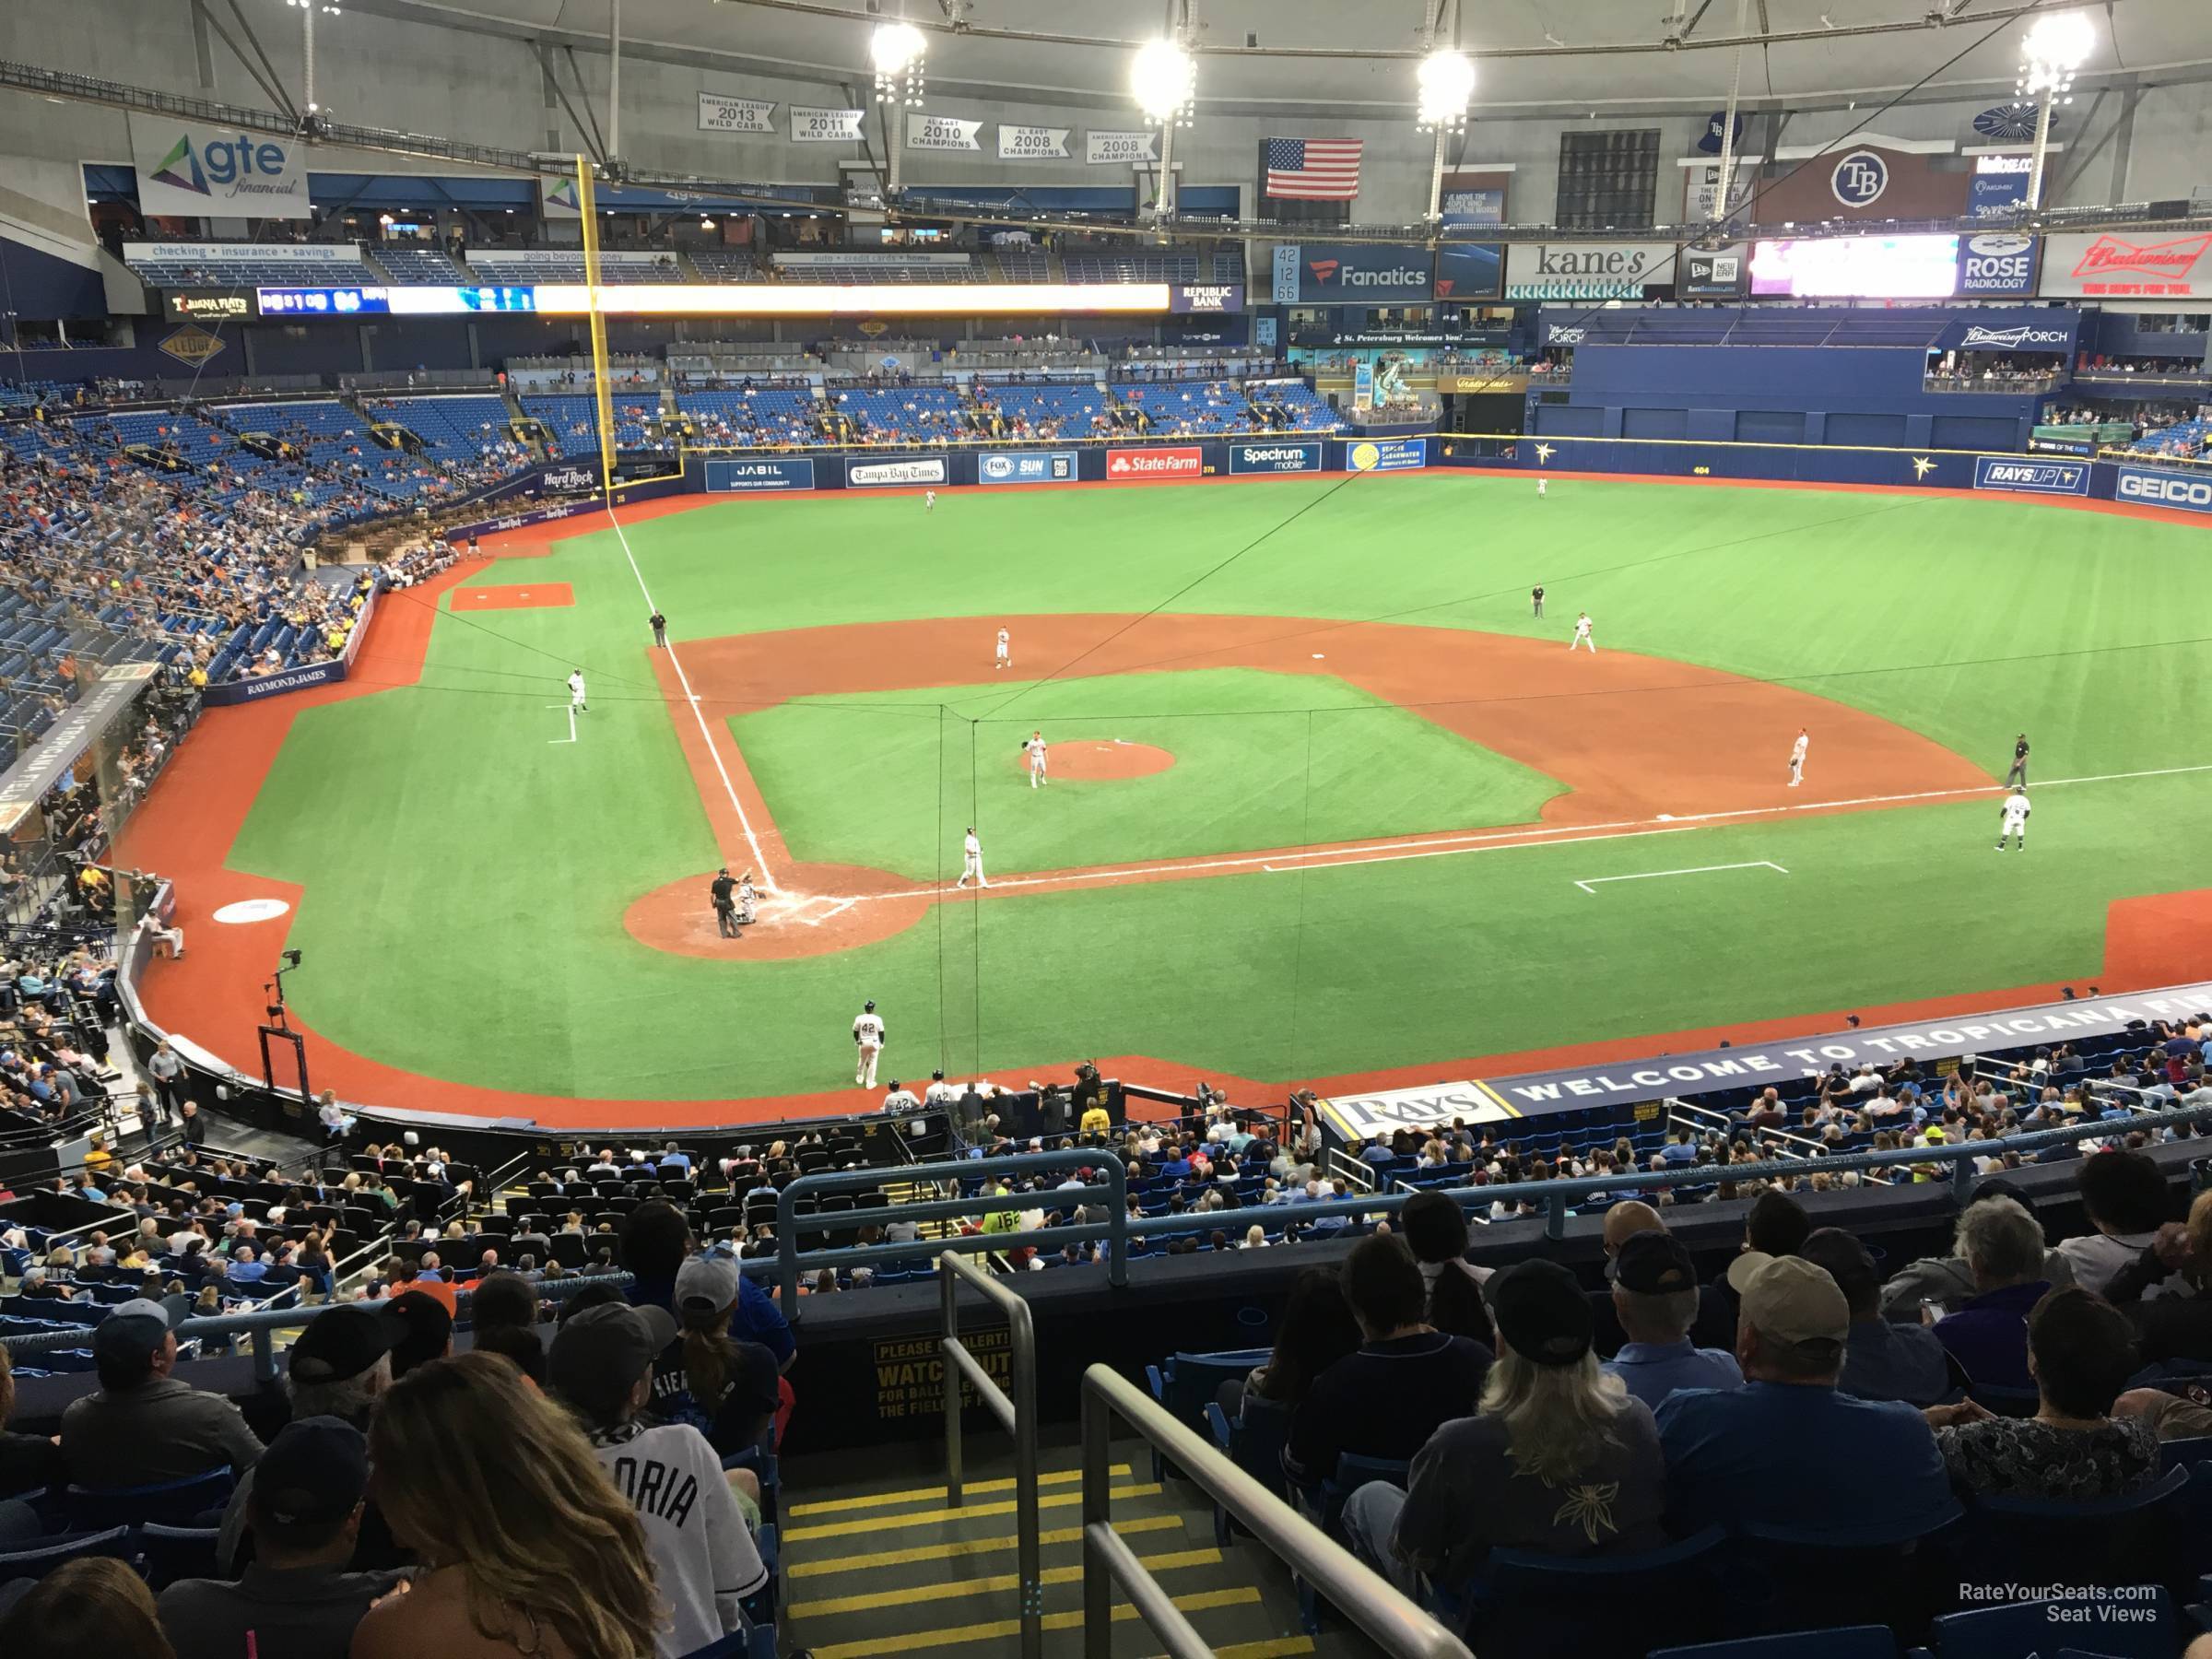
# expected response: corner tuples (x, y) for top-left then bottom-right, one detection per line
(1505, 241), (1677, 300)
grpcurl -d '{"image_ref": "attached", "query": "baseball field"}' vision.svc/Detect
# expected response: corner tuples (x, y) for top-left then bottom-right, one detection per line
(121, 469), (2212, 1124)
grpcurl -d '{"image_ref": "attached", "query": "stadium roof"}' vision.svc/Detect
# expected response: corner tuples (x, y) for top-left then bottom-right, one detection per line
(343, 0), (2212, 117)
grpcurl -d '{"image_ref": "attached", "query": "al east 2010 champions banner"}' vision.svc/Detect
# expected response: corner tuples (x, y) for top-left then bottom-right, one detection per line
(907, 115), (982, 153)
(131, 116), (311, 219)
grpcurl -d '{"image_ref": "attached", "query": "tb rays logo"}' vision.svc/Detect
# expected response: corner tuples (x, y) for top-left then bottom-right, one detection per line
(1830, 149), (1889, 207)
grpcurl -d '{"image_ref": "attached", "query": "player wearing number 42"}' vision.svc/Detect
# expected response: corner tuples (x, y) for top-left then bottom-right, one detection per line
(1997, 788), (2031, 852)
(1788, 728), (1809, 788)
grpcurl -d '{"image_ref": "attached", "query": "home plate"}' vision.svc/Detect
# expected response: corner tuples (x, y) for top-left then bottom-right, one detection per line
(213, 898), (291, 924)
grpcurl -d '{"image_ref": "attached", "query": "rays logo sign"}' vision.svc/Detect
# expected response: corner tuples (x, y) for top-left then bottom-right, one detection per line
(132, 118), (311, 218)
(1830, 149), (1889, 208)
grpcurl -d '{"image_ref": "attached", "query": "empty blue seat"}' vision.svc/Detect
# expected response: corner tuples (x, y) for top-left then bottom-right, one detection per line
(0, 1524), (134, 1582)
(1650, 1629), (1901, 1659)
(65, 1466), (236, 1531)
(138, 1522), (221, 1588)
(1928, 1588), (2174, 1659)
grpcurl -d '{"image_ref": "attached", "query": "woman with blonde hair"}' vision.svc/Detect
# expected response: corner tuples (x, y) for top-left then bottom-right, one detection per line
(350, 1351), (663, 1659)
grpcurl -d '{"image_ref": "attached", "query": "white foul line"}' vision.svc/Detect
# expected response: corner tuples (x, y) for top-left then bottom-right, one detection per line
(1575, 860), (1788, 895)
(546, 704), (576, 745)
(599, 507), (780, 892)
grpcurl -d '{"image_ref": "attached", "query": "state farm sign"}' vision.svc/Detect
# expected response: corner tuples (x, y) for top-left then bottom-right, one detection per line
(2041, 232), (2212, 300)
(1106, 446), (1204, 480)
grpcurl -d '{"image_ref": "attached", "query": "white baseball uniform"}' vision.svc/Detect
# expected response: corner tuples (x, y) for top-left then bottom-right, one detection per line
(1536, 477), (1547, 497)
(1023, 735), (1048, 788)
(567, 670), (587, 711)
(959, 830), (986, 888)
(853, 1009), (886, 1087)
(995, 629), (1010, 670)
(1998, 790), (2031, 850)
(880, 1087), (920, 1113)
(1789, 732), (1809, 787)
(1570, 615), (1595, 653)
(924, 1079), (960, 1105)
(924, 489), (936, 512)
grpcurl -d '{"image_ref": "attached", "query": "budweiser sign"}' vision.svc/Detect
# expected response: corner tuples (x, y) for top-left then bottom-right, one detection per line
(2044, 231), (2212, 299)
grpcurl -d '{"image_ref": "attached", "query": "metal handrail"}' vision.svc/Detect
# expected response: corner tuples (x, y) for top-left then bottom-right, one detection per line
(941, 1251), (1042, 1659)
(1079, 1364), (1470, 1659)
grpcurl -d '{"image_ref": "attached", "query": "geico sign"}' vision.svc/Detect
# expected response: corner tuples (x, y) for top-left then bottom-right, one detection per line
(2118, 472), (2212, 509)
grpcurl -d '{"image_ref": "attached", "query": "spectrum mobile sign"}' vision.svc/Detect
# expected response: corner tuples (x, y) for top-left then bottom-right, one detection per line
(1106, 446), (1205, 480)
(1229, 441), (1323, 475)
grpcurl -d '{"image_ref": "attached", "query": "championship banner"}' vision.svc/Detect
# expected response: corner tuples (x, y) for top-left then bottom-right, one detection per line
(130, 118), (311, 219)
(699, 93), (776, 134)
(907, 115), (982, 153)
(791, 107), (866, 144)
(1086, 131), (1158, 165)
(978, 451), (1077, 485)
(998, 125), (1070, 160)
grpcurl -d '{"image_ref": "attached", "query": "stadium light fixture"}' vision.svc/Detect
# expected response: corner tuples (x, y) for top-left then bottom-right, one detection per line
(2017, 9), (2095, 209)
(1416, 49), (1475, 133)
(1131, 39), (1195, 125)
(872, 19), (926, 107)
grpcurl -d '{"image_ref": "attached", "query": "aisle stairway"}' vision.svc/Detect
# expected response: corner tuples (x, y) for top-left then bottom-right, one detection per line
(779, 1436), (1373, 1658)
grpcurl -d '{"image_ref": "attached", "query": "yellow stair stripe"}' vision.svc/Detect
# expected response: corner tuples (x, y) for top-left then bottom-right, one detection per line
(786, 1547), (1220, 1618)
(811, 1586), (1262, 1659)
(785, 1513), (1183, 1578)
(1165, 1641), (1315, 1659)
(786, 1465), (1130, 1517)
(784, 1483), (1160, 1542)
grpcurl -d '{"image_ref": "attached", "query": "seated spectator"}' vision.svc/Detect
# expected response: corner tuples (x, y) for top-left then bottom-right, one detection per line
(0, 1344), (63, 1524)
(1398, 1190), (1493, 1345)
(2106, 1188), (2212, 1365)
(624, 1201), (794, 1386)
(1284, 1236), (1492, 1488)
(2058, 1150), (2173, 1296)
(1924, 1287), (2158, 1499)
(1690, 1189), (1809, 1349)
(1602, 1230), (1743, 1408)
(1801, 1228), (1951, 1407)
(549, 1303), (768, 1656)
(1657, 1256), (1954, 1538)
(349, 1353), (661, 1659)
(1878, 1181), (2073, 1318)
(1587, 1200), (1666, 1356)
(1222, 1266), (1360, 1419)
(1932, 1195), (2053, 1391)
(0, 1556), (178, 1658)
(381, 1288), (454, 1380)
(61, 1299), (265, 1485)
(1345, 1258), (1666, 1594)
(674, 1253), (785, 1457)
(159, 1417), (403, 1659)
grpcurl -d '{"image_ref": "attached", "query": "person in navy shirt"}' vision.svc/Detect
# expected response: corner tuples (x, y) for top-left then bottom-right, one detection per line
(1602, 1230), (1742, 1409)
(1930, 1196), (2052, 1391)
(1657, 1255), (1954, 1540)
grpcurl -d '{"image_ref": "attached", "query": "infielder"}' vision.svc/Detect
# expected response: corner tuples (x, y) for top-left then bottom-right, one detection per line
(567, 668), (588, 713)
(924, 489), (936, 512)
(957, 827), (987, 888)
(1532, 584), (1546, 618)
(1996, 788), (2031, 852)
(1788, 727), (1809, 788)
(1022, 730), (1049, 789)
(853, 999), (886, 1087)
(2006, 733), (2030, 787)
(1570, 612), (1596, 653)
(995, 628), (1011, 671)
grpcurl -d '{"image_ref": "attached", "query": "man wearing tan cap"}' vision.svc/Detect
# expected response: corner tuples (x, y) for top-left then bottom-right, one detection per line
(1654, 1254), (1955, 1540)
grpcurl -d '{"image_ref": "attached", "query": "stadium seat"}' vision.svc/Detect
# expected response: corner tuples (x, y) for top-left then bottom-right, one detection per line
(1958, 1465), (2193, 1597)
(65, 1466), (235, 1531)
(0, 1524), (134, 1582)
(1925, 1588), (2175, 1659)
(1648, 1629), (1901, 1659)
(137, 1522), (221, 1588)
(1734, 1503), (1964, 1636)
(1455, 1524), (1731, 1659)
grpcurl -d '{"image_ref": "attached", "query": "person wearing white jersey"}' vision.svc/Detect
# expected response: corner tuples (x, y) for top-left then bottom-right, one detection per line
(735, 871), (758, 926)
(995, 628), (1011, 671)
(1570, 613), (1595, 653)
(567, 668), (588, 713)
(1788, 727), (1809, 788)
(1537, 477), (1547, 498)
(924, 489), (936, 512)
(853, 999), (886, 1088)
(1997, 788), (2031, 853)
(880, 1080), (921, 1113)
(924, 1070), (960, 1106)
(958, 827), (986, 889)
(1022, 731), (1049, 789)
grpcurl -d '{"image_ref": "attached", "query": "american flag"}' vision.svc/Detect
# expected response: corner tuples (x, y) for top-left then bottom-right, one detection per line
(1265, 137), (1362, 201)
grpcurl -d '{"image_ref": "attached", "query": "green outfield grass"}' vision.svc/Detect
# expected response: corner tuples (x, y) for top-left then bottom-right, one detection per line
(732, 667), (1563, 880)
(215, 474), (2212, 1101)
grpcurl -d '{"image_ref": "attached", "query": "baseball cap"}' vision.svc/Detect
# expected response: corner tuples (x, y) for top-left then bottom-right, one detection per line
(1613, 1230), (1698, 1296)
(674, 1253), (742, 1320)
(547, 1300), (678, 1418)
(91, 1298), (171, 1366)
(1736, 1255), (1850, 1351)
(288, 1304), (393, 1386)
(1489, 1258), (1594, 1368)
(252, 1417), (369, 1528)
(378, 1288), (453, 1379)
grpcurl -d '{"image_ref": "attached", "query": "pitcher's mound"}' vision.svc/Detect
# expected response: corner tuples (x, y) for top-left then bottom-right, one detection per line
(1018, 740), (1176, 782)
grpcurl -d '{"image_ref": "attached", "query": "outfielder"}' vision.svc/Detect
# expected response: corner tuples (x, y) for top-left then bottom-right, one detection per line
(1532, 584), (1545, 618)
(853, 999), (886, 1087)
(1996, 788), (2031, 852)
(1570, 612), (1596, 653)
(995, 628), (1011, 671)
(1536, 477), (1547, 499)
(1022, 730), (1049, 789)
(567, 668), (588, 713)
(958, 827), (987, 888)
(924, 489), (936, 512)
(2006, 733), (2030, 787)
(1788, 727), (1809, 788)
